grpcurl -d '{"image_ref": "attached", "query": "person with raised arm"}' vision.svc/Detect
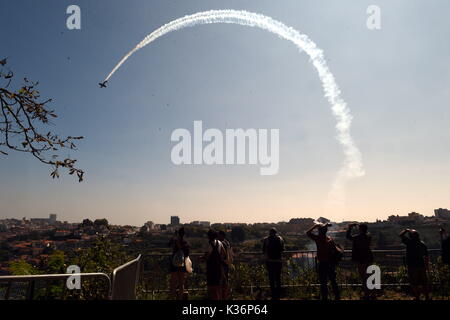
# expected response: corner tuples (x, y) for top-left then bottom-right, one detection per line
(306, 223), (341, 301)
(399, 229), (429, 300)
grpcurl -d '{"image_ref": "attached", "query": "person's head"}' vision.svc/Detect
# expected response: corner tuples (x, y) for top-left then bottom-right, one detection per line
(318, 224), (328, 235)
(178, 227), (185, 239)
(218, 230), (226, 241)
(207, 229), (218, 241)
(269, 227), (278, 237)
(358, 224), (368, 234)
(410, 229), (420, 241)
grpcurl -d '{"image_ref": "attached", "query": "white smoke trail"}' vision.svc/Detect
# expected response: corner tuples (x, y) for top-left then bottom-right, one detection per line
(104, 9), (365, 204)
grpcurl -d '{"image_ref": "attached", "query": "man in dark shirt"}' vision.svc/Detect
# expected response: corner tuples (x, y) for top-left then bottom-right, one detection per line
(399, 229), (429, 300)
(440, 228), (450, 265)
(262, 228), (285, 300)
(346, 223), (374, 299)
(307, 223), (340, 301)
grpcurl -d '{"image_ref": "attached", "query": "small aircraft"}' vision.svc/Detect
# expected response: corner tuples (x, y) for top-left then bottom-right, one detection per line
(0, 57), (8, 66)
(98, 80), (108, 88)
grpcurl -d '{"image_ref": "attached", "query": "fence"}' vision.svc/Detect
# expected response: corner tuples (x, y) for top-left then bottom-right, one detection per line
(0, 255), (142, 300)
(140, 249), (450, 300)
(1, 251), (448, 300)
(0, 272), (111, 300)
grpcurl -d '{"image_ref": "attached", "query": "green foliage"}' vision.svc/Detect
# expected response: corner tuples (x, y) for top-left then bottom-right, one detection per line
(94, 219), (109, 229)
(73, 237), (127, 273)
(9, 260), (40, 275)
(46, 250), (66, 274)
(231, 226), (247, 243)
(81, 219), (94, 228)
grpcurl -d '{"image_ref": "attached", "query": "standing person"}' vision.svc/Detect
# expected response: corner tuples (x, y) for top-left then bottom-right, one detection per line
(346, 223), (374, 299)
(205, 229), (227, 300)
(306, 223), (341, 301)
(262, 228), (285, 300)
(169, 227), (190, 300)
(439, 228), (450, 266)
(399, 229), (429, 300)
(218, 230), (233, 299)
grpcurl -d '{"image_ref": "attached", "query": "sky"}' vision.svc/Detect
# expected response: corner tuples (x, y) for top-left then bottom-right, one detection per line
(0, 0), (449, 226)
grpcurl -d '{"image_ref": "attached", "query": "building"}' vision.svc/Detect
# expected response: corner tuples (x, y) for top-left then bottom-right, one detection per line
(49, 214), (57, 224)
(435, 208), (450, 220)
(190, 221), (211, 227)
(387, 212), (424, 225)
(30, 214), (58, 225)
(170, 216), (180, 226)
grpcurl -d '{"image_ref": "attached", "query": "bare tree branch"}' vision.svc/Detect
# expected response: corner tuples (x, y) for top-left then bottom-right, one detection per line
(0, 60), (84, 181)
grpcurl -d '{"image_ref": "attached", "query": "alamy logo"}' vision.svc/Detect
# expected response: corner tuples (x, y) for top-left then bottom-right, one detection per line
(366, 5), (381, 30)
(66, 5), (81, 30)
(66, 265), (81, 290)
(171, 121), (279, 175)
(366, 264), (381, 290)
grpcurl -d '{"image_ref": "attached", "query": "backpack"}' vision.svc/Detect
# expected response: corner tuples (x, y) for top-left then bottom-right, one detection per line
(209, 240), (225, 267)
(330, 240), (344, 264)
(442, 237), (450, 265)
(223, 240), (234, 265)
(172, 249), (185, 267)
(207, 240), (226, 285)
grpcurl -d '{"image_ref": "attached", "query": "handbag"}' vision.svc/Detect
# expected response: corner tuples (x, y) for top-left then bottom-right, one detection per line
(185, 256), (193, 273)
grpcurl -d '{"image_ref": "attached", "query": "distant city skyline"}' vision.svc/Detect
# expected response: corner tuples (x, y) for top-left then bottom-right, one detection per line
(2, 208), (449, 227)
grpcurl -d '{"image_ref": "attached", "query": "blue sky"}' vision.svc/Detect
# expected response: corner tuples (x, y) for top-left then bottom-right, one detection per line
(1, 0), (449, 225)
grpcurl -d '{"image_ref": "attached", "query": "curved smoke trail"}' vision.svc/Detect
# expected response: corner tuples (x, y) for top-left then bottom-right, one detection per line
(104, 9), (365, 204)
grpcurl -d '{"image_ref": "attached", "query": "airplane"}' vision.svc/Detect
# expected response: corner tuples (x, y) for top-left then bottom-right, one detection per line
(98, 80), (108, 88)
(0, 57), (8, 66)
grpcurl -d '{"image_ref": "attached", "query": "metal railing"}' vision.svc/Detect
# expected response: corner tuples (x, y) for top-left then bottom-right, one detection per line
(0, 273), (111, 300)
(0, 255), (142, 300)
(140, 248), (450, 300)
(1, 251), (448, 300)
(111, 254), (142, 300)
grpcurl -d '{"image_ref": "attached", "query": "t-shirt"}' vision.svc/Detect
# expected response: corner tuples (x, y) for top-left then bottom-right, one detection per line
(308, 233), (333, 263)
(263, 235), (285, 261)
(347, 232), (373, 263)
(401, 236), (428, 268)
(169, 237), (190, 257)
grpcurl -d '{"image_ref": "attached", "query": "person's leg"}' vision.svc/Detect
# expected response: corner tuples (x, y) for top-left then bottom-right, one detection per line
(221, 283), (228, 300)
(421, 268), (429, 300)
(169, 272), (178, 299)
(318, 262), (329, 301)
(266, 262), (276, 299)
(222, 266), (229, 300)
(408, 268), (420, 300)
(358, 263), (370, 299)
(209, 285), (221, 300)
(178, 272), (187, 299)
(274, 262), (282, 300)
(329, 263), (340, 300)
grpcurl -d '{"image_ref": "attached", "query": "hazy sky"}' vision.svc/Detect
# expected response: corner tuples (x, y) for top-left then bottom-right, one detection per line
(1, 0), (449, 225)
